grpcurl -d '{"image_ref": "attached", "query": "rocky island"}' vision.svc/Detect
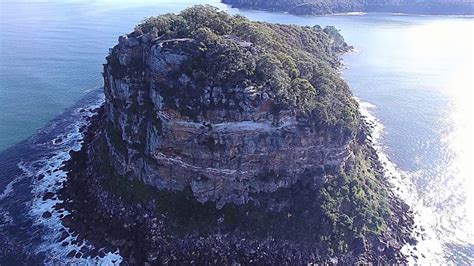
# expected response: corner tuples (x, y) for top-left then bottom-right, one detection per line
(223, 0), (474, 15)
(57, 5), (415, 264)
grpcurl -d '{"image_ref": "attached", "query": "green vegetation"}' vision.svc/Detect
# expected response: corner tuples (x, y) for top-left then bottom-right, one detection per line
(223, 0), (474, 15)
(318, 145), (391, 253)
(127, 5), (359, 131)
(103, 6), (397, 258)
(106, 120), (128, 155)
(224, 0), (364, 15)
(103, 142), (392, 256)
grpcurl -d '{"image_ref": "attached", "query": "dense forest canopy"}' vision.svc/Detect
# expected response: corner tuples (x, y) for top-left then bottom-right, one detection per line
(124, 5), (359, 131)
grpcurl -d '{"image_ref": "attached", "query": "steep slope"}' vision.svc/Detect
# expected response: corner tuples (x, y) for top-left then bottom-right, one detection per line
(102, 12), (357, 208)
(59, 5), (414, 264)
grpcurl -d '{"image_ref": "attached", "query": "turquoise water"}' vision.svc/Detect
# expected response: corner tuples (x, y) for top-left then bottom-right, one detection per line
(0, 0), (473, 263)
(0, 0), (224, 151)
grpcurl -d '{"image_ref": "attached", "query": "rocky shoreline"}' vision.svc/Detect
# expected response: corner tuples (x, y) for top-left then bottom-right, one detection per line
(43, 7), (418, 264)
(49, 105), (416, 264)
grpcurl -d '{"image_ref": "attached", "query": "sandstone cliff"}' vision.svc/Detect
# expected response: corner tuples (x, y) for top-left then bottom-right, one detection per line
(58, 6), (414, 264)
(102, 28), (355, 208)
(100, 5), (359, 209)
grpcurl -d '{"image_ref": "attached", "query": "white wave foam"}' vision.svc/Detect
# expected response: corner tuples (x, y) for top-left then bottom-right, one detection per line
(0, 160), (38, 201)
(0, 174), (24, 201)
(356, 97), (446, 264)
(18, 94), (122, 264)
(332, 11), (366, 16)
(0, 210), (13, 227)
(346, 12), (366, 15)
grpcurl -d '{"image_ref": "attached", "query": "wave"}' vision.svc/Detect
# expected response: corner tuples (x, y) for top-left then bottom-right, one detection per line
(0, 89), (123, 264)
(27, 92), (124, 264)
(0, 166), (26, 201)
(1, 86), (469, 263)
(356, 97), (446, 264)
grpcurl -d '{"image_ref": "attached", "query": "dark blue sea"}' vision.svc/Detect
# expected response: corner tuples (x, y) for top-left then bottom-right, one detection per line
(0, 0), (473, 264)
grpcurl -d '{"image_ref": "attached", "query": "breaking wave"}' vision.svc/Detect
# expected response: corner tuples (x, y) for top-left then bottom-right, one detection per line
(356, 98), (465, 264)
(0, 88), (121, 264)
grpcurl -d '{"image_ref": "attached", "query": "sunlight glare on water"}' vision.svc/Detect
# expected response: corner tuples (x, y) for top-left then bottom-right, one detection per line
(0, 0), (473, 263)
(404, 18), (474, 262)
(443, 67), (474, 242)
(414, 18), (474, 239)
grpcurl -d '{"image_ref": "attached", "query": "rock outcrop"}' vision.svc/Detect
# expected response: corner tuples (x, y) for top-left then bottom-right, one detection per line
(102, 19), (354, 208)
(59, 6), (415, 264)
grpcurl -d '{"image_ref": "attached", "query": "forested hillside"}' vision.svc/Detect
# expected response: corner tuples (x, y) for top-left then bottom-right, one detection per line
(223, 0), (474, 15)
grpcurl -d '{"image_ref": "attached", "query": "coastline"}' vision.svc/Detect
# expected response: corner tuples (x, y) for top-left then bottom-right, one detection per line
(54, 83), (416, 264)
(0, 2), (471, 264)
(56, 109), (415, 264)
(0, 89), (123, 264)
(222, 0), (474, 16)
(48, 8), (416, 264)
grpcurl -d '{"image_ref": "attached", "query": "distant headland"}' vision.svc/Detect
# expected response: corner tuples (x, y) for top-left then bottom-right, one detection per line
(222, 0), (474, 15)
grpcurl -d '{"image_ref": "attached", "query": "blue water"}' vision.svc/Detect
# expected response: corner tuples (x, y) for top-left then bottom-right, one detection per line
(0, 0), (473, 264)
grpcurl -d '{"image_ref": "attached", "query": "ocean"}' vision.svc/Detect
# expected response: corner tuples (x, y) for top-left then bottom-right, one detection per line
(0, 0), (473, 264)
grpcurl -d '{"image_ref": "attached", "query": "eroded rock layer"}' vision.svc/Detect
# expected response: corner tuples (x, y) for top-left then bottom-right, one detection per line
(102, 23), (354, 207)
(58, 6), (415, 264)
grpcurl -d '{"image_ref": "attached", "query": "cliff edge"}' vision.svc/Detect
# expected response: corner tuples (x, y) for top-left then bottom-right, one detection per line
(58, 5), (415, 264)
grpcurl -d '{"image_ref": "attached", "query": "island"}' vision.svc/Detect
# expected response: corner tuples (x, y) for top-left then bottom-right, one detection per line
(57, 5), (415, 264)
(222, 0), (474, 15)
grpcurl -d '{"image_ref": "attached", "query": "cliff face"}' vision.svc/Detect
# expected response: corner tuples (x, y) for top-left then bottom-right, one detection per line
(102, 28), (354, 208)
(223, 0), (474, 15)
(58, 6), (415, 264)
